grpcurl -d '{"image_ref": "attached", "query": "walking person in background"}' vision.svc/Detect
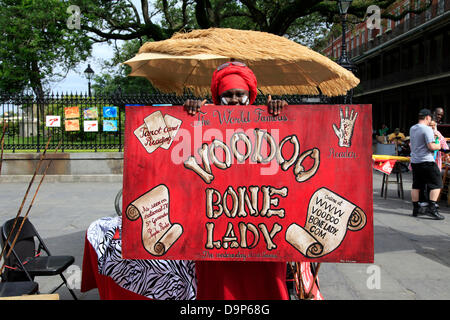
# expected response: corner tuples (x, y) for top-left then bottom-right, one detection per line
(410, 109), (444, 220)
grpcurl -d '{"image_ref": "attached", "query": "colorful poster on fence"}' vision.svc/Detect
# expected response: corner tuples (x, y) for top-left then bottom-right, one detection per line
(83, 107), (98, 120)
(46, 115), (60, 127)
(64, 106), (79, 119)
(122, 104), (374, 263)
(103, 119), (118, 132)
(103, 106), (118, 118)
(65, 119), (80, 131)
(84, 120), (98, 132)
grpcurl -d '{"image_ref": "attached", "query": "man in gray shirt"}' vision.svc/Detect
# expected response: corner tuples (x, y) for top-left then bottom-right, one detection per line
(410, 108), (444, 220)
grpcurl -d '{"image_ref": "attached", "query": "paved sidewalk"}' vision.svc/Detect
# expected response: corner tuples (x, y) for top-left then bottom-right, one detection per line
(0, 177), (122, 300)
(0, 171), (449, 300)
(320, 171), (450, 300)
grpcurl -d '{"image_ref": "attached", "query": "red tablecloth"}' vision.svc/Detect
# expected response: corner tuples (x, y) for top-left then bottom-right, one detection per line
(196, 261), (289, 300)
(81, 216), (322, 300)
(80, 216), (196, 300)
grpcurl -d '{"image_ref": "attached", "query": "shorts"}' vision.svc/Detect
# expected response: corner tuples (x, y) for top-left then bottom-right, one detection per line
(411, 162), (443, 190)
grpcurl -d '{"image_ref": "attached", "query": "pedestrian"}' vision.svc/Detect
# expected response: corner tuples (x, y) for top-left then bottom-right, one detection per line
(432, 107), (444, 124)
(410, 108), (445, 220)
(430, 118), (449, 171)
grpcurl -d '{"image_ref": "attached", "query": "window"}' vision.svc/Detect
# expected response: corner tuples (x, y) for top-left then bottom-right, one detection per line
(414, 0), (420, 23)
(385, 17), (392, 32)
(438, 0), (445, 14)
(377, 20), (383, 36)
(361, 30), (365, 44)
(414, 0), (420, 11)
(404, 1), (410, 22)
(426, 3), (432, 20)
(395, 8), (401, 27)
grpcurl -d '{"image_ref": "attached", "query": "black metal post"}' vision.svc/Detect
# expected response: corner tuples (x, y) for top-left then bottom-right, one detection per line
(117, 87), (123, 153)
(337, 1), (357, 104)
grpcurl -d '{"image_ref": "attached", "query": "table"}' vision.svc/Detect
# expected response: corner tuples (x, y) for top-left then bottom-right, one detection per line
(81, 216), (323, 300)
(372, 155), (410, 199)
(81, 216), (197, 300)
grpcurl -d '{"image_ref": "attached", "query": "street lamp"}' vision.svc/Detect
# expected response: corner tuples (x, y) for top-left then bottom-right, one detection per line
(337, 0), (356, 103)
(84, 64), (95, 96)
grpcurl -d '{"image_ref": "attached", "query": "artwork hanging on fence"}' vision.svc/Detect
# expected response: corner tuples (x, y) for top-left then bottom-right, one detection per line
(122, 104), (374, 263)
(84, 120), (99, 132)
(103, 106), (118, 118)
(103, 120), (118, 132)
(83, 107), (99, 120)
(65, 119), (80, 131)
(64, 106), (79, 119)
(45, 115), (61, 127)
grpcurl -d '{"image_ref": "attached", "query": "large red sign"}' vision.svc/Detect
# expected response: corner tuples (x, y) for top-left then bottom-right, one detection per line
(122, 104), (374, 263)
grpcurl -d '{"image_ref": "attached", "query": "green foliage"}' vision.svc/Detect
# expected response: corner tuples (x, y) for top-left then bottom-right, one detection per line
(2, 0), (421, 95)
(0, 0), (92, 96)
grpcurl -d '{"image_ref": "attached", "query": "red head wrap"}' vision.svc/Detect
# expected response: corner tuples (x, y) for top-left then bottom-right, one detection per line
(210, 63), (257, 105)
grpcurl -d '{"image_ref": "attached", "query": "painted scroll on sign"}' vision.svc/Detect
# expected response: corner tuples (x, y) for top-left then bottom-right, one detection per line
(286, 187), (366, 258)
(126, 184), (183, 256)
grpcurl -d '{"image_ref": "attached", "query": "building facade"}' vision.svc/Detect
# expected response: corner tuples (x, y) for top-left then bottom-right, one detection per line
(322, 0), (450, 135)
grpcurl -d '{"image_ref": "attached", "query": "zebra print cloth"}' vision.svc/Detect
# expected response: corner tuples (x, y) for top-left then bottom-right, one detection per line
(86, 216), (196, 300)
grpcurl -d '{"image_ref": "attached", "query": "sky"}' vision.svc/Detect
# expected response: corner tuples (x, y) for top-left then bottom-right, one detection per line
(50, 42), (117, 93)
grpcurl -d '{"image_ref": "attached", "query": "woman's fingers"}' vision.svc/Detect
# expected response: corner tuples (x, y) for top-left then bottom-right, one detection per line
(267, 99), (287, 115)
(184, 99), (205, 115)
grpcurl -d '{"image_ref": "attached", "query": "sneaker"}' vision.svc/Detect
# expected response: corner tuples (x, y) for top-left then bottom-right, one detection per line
(412, 203), (428, 217)
(426, 204), (445, 220)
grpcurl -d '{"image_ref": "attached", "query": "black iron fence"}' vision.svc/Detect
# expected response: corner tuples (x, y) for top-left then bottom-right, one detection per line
(0, 92), (331, 152)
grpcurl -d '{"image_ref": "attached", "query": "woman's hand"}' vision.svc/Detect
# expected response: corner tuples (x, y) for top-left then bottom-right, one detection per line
(267, 95), (287, 116)
(183, 99), (206, 116)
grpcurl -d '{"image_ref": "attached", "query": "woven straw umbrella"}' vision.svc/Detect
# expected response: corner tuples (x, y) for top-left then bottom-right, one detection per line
(124, 28), (359, 97)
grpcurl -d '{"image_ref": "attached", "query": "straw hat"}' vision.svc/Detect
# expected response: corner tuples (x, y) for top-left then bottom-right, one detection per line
(124, 28), (359, 97)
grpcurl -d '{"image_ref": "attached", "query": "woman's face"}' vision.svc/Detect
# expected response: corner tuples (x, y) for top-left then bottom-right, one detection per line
(430, 121), (436, 130)
(220, 89), (250, 105)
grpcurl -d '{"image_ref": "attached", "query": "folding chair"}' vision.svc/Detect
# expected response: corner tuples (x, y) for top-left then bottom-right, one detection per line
(1, 217), (78, 299)
(0, 281), (39, 298)
(1, 226), (40, 298)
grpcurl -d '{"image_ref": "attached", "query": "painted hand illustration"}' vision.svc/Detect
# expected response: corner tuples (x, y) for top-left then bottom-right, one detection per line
(332, 107), (358, 147)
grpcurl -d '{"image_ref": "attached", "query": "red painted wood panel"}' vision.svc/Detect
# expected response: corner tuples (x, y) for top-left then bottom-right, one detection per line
(122, 104), (373, 263)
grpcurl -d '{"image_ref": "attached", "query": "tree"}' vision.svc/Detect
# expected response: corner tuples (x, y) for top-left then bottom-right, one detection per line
(0, 0), (92, 97)
(74, 0), (432, 43)
(76, 0), (432, 94)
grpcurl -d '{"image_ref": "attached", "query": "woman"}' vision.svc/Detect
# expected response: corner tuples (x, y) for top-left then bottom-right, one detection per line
(430, 119), (449, 170)
(183, 61), (321, 300)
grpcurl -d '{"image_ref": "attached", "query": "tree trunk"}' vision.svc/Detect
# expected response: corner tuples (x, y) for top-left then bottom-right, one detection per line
(30, 60), (45, 116)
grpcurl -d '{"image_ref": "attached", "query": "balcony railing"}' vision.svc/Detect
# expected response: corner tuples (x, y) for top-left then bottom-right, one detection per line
(349, 2), (449, 60)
